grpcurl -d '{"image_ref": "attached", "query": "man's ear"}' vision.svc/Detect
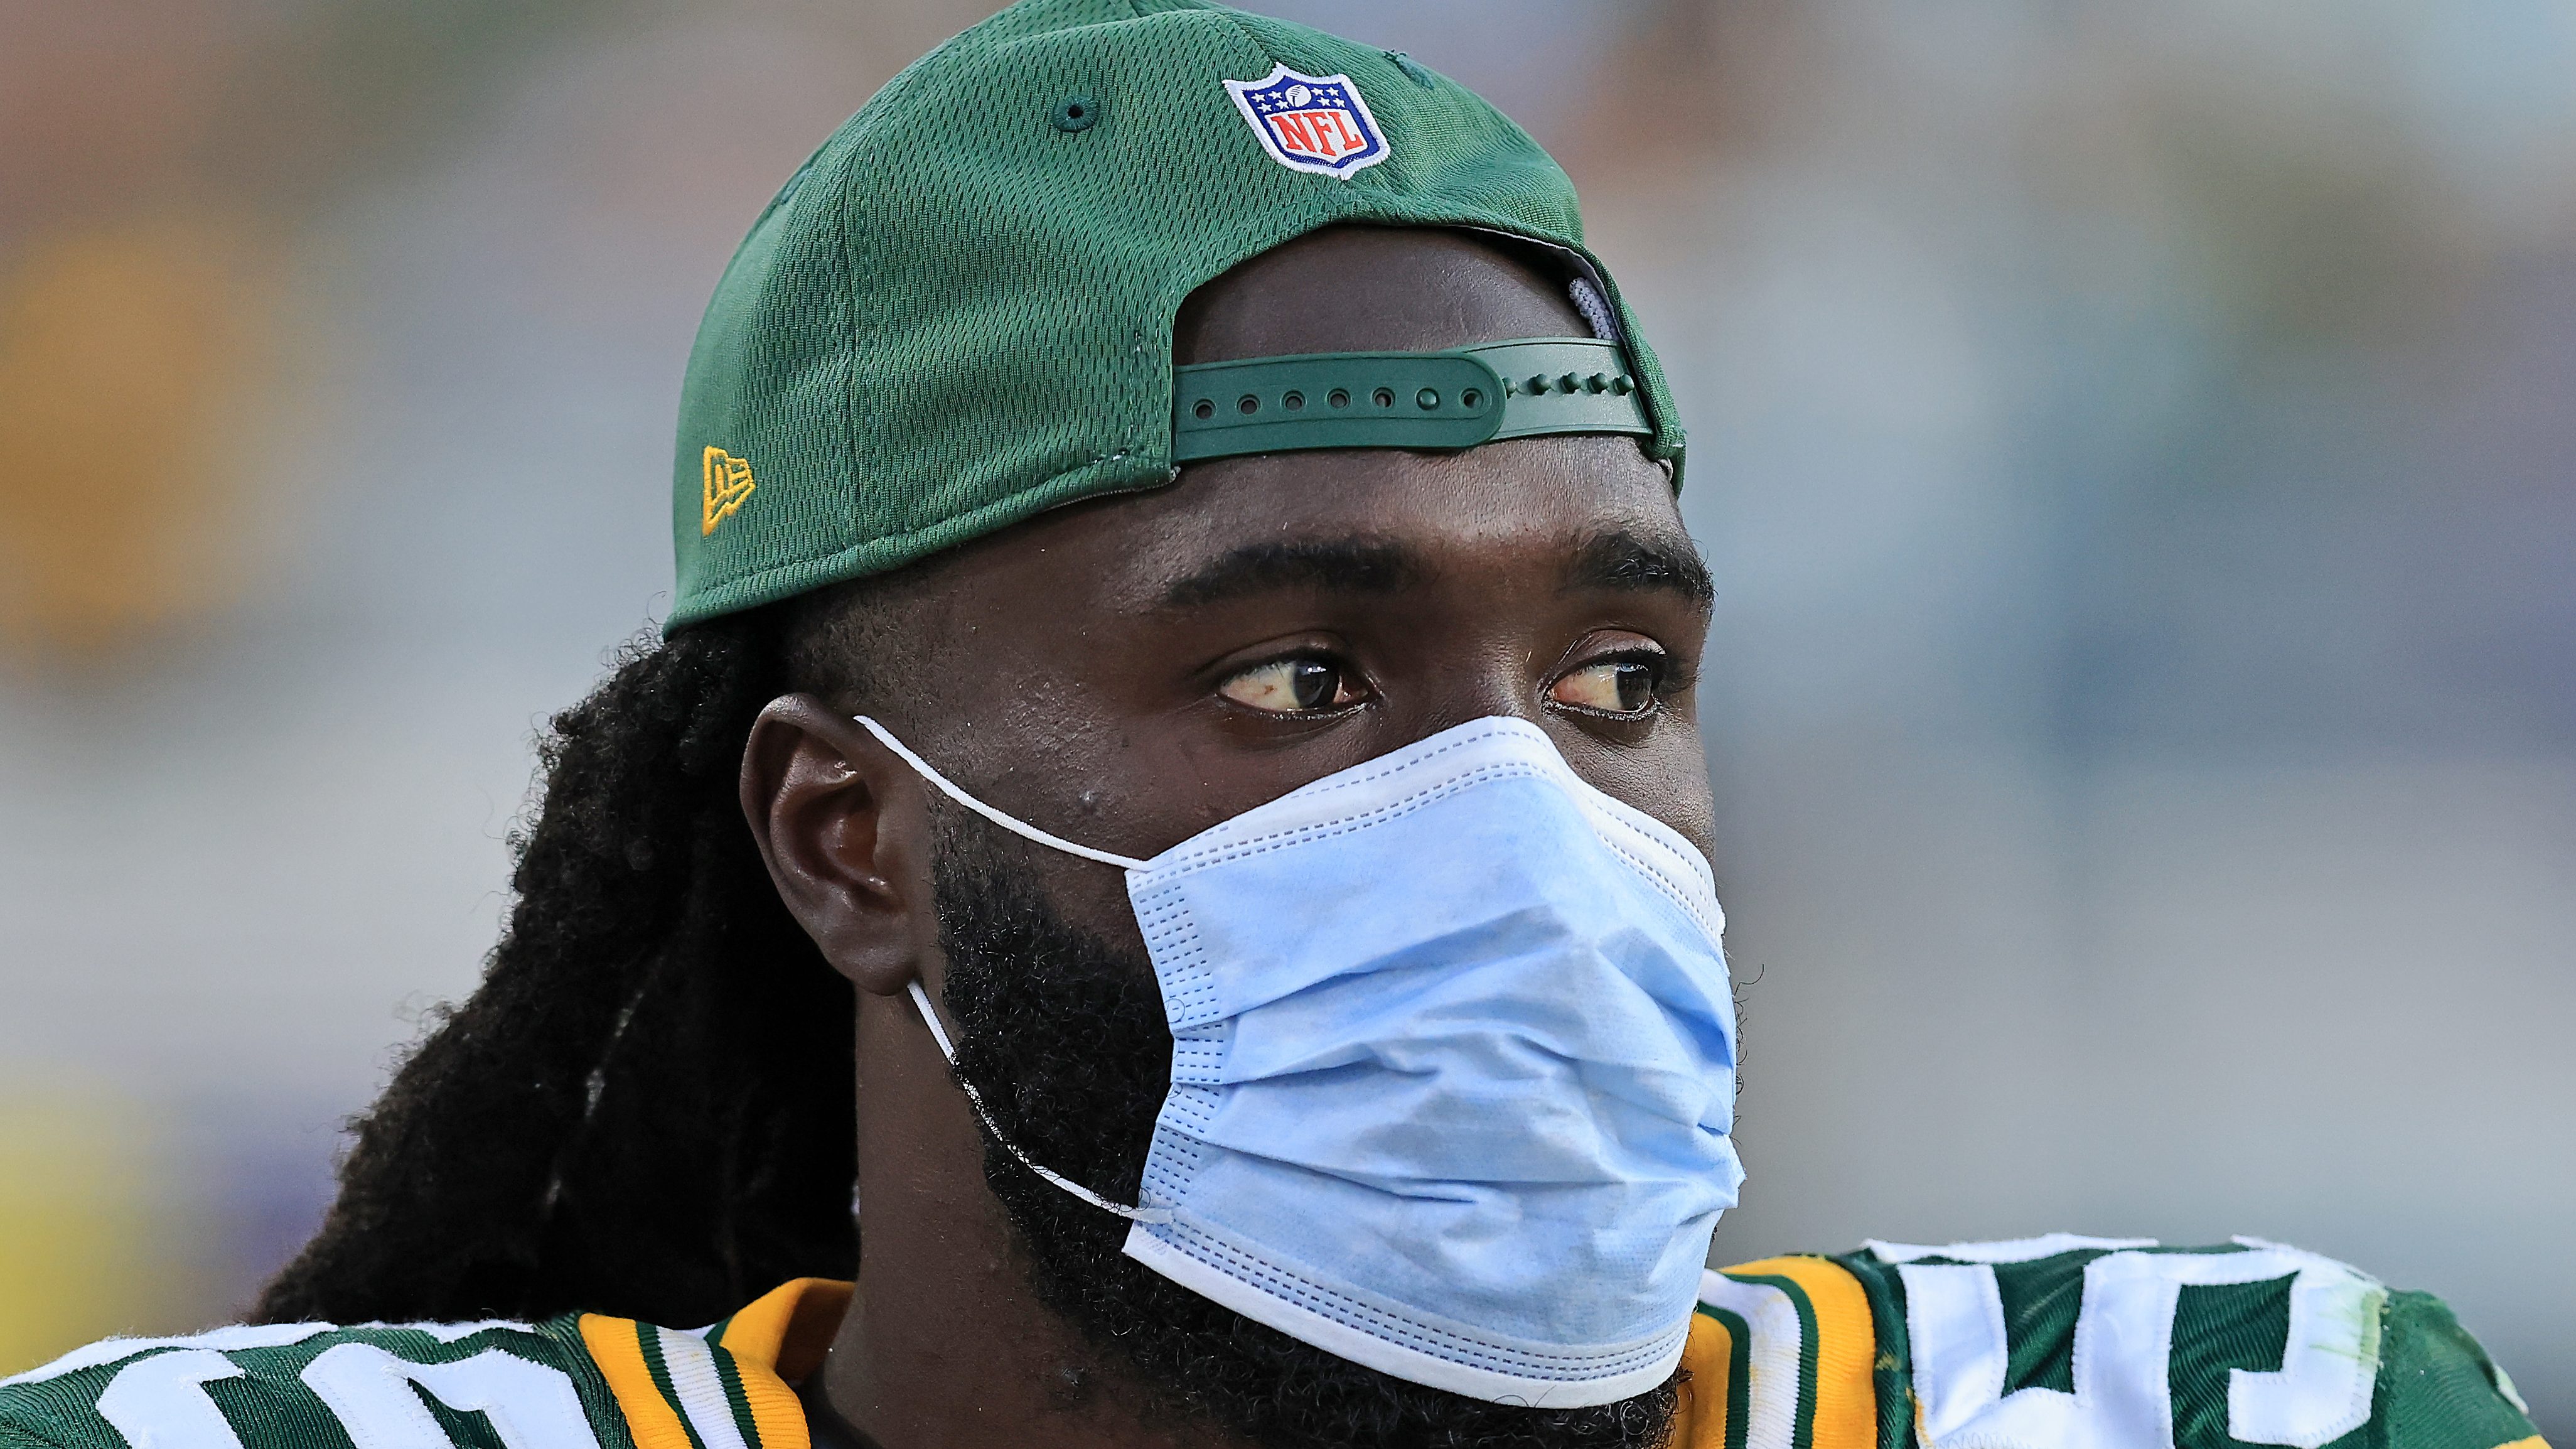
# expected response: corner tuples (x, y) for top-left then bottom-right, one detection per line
(739, 694), (939, 996)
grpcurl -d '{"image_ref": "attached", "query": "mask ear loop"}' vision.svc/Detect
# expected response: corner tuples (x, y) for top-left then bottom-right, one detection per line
(856, 714), (1169, 1225)
(853, 716), (1149, 871)
(906, 980), (1171, 1225)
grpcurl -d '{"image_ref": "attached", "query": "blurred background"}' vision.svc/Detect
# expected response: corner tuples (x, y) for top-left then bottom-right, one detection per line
(2, 0), (2568, 1430)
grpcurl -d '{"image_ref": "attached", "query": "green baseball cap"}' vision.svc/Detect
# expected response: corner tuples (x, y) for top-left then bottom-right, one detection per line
(667, 0), (1685, 632)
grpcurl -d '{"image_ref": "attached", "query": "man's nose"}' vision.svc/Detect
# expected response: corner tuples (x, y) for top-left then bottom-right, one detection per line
(1399, 638), (1549, 739)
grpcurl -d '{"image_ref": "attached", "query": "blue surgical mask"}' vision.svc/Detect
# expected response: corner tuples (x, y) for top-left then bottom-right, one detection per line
(858, 714), (1743, 1408)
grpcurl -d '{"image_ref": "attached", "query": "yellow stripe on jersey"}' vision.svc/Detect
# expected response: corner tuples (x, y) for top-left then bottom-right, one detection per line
(579, 1316), (697, 1449)
(711, 1278), (850, 1449)
(1673, 1310), (1740, 1449)
(2493, 1438), (2552, 1449)
(711, 1278), (845, 1381)
(1722, 1256), (1876, 1449)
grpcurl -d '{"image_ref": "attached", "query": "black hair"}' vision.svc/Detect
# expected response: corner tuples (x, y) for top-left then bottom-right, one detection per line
(255, 606), (861, 1327)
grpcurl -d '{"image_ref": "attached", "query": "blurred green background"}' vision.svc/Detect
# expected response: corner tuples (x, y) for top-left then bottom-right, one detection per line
(2, 0), (2570, 1433)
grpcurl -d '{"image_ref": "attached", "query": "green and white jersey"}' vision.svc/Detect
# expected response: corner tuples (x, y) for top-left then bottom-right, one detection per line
(0, 1280), (843, 1449)
(0, 1243), (2545, 1449)
(1676, 1236), (2544, 1449)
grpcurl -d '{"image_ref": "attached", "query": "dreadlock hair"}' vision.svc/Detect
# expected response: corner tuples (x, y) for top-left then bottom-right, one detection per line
(255, 587), (897, 1328)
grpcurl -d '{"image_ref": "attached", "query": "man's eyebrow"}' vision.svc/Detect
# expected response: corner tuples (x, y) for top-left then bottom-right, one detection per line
(1159, 537), (1425, 608)
(1565, 530), (1714, 603)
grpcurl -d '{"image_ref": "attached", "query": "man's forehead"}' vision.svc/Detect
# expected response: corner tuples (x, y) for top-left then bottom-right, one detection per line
(1150, 527), (1710, 612)
(1090, 437), (1699, 615)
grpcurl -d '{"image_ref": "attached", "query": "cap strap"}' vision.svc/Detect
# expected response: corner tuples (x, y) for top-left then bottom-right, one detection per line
(1171, 338), (1650, 464)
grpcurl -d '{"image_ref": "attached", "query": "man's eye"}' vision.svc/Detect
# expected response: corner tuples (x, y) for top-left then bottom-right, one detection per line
(1219, 657), (1366, 714)
(1551, 659), (1660, 716)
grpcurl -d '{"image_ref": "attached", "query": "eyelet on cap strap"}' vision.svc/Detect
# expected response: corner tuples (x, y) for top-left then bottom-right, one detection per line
(1171, 337), (1650, 464)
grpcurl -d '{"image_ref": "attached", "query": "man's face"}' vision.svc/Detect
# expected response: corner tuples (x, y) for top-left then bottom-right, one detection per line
(754, 227), (1714, 1446)
(859, 229), (1712, 961)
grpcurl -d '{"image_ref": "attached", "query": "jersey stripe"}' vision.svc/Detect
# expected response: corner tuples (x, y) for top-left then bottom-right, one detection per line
(727, 1369), (802, 1449)
(579, 1317), (697, 1449)
(1698, 1272), (1806, 1449)
(1826, 1251), (1915, 1449)
(1681, 1306), (1752, 1449)
(1729, 1258), (1876, 1449)
(652, 1329), (749, 1449)
(1720, 1271), (1821, 1449)
(706, 1345), (763, 1449)
(635, 1322), (710, 1449)
(709, 1280), (842, 1383)
(708, 1279), (845, 1449)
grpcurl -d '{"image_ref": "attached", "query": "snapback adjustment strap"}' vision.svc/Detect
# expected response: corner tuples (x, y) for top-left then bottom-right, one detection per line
(1171, 337), (1650, 464)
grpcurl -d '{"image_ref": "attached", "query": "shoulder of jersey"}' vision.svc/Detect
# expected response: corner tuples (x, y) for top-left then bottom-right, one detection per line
(1673, 1235), (2546, 1449)
(0, 1279), (849, 1449)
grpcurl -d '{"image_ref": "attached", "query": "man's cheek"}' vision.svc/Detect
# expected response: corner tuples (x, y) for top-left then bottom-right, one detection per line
(1029, 855), (1154, 956)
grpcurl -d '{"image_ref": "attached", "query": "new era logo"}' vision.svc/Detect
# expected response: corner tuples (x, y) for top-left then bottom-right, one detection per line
(702, 446), (755, 536)
(1224, 65), (1388, 178)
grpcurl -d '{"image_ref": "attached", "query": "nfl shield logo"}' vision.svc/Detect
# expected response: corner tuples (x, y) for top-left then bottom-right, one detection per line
(1223, 65), (1390, 179)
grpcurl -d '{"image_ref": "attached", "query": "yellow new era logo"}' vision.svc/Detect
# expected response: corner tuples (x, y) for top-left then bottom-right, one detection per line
(702, 446), (755, 536)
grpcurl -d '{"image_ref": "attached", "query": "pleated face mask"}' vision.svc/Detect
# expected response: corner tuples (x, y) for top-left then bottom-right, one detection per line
(861, 714), (1742, 1408)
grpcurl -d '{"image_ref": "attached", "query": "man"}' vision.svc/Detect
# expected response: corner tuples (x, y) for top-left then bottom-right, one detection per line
(0, 4), (2544, 1448)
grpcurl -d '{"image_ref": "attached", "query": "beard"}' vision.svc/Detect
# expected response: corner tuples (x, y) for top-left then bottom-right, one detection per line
(928, 819), (1683, 1449)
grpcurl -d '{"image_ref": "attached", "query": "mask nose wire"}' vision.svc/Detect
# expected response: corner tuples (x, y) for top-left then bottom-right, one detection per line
(854, 714), (1171, 1226)
(851, 715), (1151, 871)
